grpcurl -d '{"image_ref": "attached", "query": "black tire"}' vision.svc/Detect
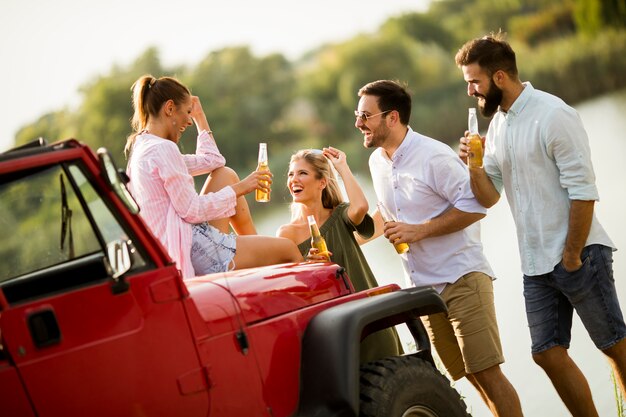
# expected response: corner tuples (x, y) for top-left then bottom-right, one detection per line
(359, 355), (471, 417)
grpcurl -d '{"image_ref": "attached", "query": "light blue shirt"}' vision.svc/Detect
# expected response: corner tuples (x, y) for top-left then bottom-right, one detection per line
(369, 128), (494, 291)
(484, 82), (614, 276)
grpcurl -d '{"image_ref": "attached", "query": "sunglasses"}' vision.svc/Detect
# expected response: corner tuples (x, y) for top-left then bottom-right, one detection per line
(354, 110), (391, 122)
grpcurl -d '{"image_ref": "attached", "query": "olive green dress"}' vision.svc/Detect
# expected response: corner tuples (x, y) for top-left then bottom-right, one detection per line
(298, 202), (403, 363)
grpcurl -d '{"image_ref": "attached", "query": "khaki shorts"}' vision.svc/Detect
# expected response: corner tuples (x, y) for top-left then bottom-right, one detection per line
(421, 271), (504, 380)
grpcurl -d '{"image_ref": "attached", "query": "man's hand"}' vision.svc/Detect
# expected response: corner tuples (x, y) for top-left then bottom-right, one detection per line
(383, 221), (423, 245)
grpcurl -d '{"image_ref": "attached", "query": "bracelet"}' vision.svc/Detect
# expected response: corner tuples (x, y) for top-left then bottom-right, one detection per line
(202, 129), (213, 136)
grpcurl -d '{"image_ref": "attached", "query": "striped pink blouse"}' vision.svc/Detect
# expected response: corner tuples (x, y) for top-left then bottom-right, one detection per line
(127, 130), (236, 278)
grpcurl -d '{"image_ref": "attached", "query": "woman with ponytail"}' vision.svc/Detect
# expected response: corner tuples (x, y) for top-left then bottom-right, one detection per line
(126, 75), (302, 278)
(277, 147), (403, 362)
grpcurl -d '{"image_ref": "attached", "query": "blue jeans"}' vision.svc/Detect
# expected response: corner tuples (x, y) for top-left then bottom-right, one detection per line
(523, 244), (626, 353)
(190, 223), (237, 275)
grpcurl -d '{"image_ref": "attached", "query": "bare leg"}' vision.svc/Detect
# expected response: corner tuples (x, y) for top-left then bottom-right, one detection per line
(200, 166), (256, 235)
(232, 235), (303, 269)
(467, 365), (524, 417)
(533, 346), (599, 417)
(465, 373), (493, 415)
(603, 338), (626, 397)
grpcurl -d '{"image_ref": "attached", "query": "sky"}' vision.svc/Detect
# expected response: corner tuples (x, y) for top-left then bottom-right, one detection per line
(0, 0), (430, 152)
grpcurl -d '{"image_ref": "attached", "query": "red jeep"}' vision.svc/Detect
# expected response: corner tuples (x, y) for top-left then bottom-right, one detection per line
(0, 139), (469, 417)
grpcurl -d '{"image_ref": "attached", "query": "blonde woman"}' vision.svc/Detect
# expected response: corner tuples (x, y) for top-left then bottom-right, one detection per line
(278, 147), (402, 361)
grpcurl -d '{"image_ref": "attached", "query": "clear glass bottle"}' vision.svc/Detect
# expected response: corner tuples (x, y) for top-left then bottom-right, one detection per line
(467, 108), (483, 168)
(307, 215), (330, 260)
(255, 142), (271, 202)
(376, 202), (409, 254)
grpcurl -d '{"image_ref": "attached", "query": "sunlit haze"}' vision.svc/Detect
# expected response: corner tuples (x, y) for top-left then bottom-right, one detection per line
(0, 0), (430, 151)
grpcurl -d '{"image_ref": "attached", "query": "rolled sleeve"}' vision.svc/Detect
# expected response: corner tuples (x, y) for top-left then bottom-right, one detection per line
(435, 157), (487, 215)
(547, 107), (599, 201)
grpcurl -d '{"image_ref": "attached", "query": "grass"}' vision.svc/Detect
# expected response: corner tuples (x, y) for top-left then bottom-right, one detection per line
(612, 369), (624, 417)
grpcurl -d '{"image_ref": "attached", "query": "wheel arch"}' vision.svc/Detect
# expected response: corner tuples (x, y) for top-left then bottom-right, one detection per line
(295, 287), (447, 417)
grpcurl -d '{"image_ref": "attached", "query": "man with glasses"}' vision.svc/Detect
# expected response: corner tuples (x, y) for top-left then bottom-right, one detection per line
(356, 79), (524, 417)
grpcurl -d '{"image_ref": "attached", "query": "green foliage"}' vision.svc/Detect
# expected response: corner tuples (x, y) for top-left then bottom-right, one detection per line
(575, 0), (626, 35)
(519, 30), (626, 103)
(602, 0), (626, 28)
(75, 74), (135, 161)
(299, 30), (462, 171)
(509, 2), (576, 45)
(183, 46), (296, 173)
(15, 110), (75, 147)
(574, 0), (604, 35)
(380, 12), (458, 50)
(612, 368), (625, 416)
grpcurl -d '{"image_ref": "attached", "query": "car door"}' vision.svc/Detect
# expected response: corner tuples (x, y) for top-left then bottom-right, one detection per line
(0, 159), (209, 417)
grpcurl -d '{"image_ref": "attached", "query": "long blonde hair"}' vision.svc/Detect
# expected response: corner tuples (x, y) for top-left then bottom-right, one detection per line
(289, 149), (344, 221)
(125, 74), (190, 158)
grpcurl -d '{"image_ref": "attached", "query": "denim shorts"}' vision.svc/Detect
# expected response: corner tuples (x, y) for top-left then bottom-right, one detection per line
(523, 244), (626, 353)
(190, 223), (237, 275)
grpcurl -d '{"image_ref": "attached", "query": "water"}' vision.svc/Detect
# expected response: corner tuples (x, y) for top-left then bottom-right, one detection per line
(256, 90), (626, 417)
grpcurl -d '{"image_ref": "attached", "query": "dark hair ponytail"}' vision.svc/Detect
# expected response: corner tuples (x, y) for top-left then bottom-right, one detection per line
(125, 75), (190, 158)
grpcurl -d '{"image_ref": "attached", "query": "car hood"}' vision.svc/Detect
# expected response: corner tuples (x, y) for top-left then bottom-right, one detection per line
(185, 262), (352, 325)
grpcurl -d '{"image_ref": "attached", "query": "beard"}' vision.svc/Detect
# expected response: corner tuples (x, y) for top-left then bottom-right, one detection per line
(476, 78), (503, 118)
(363, 122), (391, 149)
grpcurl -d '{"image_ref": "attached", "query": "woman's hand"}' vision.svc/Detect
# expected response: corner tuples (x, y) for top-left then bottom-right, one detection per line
(322, 146), (348, 173)
(190, 96), (211, 132)
(306, 247), (332, 262)
(231, 169), (273, 197)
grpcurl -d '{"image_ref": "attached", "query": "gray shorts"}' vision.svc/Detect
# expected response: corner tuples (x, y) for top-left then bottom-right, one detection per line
(190, 223), (237, 275)
(524, 244), (626, 353)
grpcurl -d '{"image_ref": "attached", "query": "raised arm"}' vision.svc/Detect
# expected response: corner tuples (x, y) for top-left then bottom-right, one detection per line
(322, 146), (368, 224)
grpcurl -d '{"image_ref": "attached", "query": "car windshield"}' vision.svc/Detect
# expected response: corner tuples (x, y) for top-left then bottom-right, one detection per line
(0, 163), (143, 283)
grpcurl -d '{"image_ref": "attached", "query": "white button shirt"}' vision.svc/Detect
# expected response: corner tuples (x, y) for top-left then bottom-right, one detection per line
(484, 82), (614, 276)
(369, 128), (494, 291)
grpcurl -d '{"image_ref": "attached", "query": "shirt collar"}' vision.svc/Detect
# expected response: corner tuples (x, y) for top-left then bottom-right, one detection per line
(504, 81), (533, 117)
(387, 126), (413, 162)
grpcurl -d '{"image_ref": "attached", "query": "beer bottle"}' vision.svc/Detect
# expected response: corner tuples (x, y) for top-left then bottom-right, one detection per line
(255, 142), (271, 202)
(467, 108), (483, 168)
(307, 215), (330, 260)
(376, 202), (409, 254)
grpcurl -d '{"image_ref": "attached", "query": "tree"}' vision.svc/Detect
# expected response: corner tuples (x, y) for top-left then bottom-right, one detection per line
(184, 47), (297, 174)
(74, 47), (165, 162)
(380, 13), (457, 51)
(573, 0), (603, 35)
